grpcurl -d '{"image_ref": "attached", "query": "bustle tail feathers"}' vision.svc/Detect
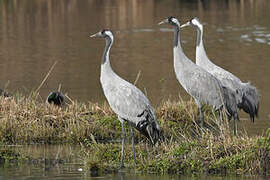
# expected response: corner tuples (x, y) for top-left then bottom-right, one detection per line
(136, 109), (161, 145)
(221, 86), (239, 120)
(239, 83), (259, 122)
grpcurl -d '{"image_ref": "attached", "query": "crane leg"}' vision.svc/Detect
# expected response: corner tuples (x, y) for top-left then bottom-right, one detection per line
(199, 107), (204, 127)
(218, 109), (223, 134)
(130, 126), (136, 166)
(119, 118), (126, 169)
(195, 100), (204, 128)
(233, 113), (238, 136)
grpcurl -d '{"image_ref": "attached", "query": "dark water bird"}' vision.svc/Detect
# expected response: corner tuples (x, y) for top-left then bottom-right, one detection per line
(180, 17), (259, 122)
(90, 29), (161, 168)
(46, 91), (65, 106)
(0, 89), (11, 97)
(158, 16), (239, 135)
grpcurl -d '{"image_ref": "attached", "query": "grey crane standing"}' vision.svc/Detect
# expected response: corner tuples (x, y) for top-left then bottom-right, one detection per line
(158, 17), (239, 134)
(90, 29), (160, 168)
(180, 17), (259, 122)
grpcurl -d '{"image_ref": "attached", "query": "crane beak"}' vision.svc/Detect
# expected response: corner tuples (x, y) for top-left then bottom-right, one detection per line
(158, 19), (168, 25)
(180, 21), (191, 28)
(90, 32), (101, 38)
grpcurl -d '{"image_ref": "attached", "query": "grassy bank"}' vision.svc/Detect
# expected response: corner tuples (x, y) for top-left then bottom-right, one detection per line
(0, 93), (269, 175)
(82, 131), (270, 175)
(0, 93), (214, 144)
(0, 93), (122, 144)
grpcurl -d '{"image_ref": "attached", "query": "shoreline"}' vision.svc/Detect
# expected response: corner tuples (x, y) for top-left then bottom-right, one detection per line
(0, 93), (269, 175)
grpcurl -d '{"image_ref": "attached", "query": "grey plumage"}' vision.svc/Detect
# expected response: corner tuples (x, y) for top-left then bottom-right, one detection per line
(181, 17), (259, 122)
(159, 17), (239, 134)
(90, 29), (160, 168)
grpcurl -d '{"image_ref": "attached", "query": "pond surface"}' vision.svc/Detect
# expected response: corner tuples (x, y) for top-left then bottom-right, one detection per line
(0, 145), (82, 179)
(0, 145), (267, 180)
(0, 0), (270, 178)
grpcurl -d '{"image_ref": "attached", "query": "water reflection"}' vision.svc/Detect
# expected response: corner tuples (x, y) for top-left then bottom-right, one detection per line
(0, 145), (83, 179)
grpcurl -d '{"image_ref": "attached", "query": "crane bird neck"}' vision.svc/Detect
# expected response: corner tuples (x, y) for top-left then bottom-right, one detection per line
(173, 26), (180, 48)
(102, 36), (113, 65)
(196, 26), (203, 47)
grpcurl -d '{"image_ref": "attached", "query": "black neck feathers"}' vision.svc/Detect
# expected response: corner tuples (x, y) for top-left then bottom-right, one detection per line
(196, 28), (202, 47)
(173, 26), (180, 47)
(102, 37), (112, 64)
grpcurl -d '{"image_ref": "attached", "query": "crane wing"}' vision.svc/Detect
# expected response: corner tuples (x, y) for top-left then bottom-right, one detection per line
(102, 81), (154, 125)
(186, 68), (224, 108)
(207, 64), (242, 90)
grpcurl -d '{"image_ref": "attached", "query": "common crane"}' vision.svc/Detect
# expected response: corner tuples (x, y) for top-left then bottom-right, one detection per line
(90, 29), (160, 168)
(158, 17), (239, 135)
(180, 17), (259, 122)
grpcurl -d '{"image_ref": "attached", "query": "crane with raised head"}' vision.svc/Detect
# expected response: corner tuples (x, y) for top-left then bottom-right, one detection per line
(180, 17), (259, 123)
(90, 29), (161, 168)
(158, 16), (239, 135)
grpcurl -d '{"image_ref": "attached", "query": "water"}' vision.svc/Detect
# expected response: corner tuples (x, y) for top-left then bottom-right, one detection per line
(0, 0), (270, 178)
(0, 146), (268, 180)
(0, 145), (83, 179)
(0, 146), (266, 180)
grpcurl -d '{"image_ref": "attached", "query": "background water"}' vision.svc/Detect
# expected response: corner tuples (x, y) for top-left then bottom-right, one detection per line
(0, 0), (270, 178)
(0, 0), (269, 135)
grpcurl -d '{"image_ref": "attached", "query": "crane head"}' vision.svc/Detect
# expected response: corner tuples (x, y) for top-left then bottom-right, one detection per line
(181, 17), (203, 29)
(90, 29), (113, 39)
(158, 16), (181, 27)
